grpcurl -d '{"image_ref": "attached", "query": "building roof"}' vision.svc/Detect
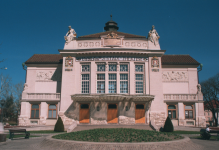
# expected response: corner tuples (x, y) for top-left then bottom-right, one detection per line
(78, 31), (146, 39)
(161, 55), (200, 65)
(25, 54), (200, 66)
(25, 54), (63, 64)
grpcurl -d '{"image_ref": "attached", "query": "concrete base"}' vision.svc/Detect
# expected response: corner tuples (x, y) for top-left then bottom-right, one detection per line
(0, 134), (6, 142)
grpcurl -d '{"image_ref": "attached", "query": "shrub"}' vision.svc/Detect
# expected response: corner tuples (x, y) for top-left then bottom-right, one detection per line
(54, 117), (64, 132)
(163, 117), (174, 132)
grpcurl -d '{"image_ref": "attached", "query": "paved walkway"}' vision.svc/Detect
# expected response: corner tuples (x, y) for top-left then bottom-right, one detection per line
(1, 125), (218, 150)
(1, 136), (218, 150)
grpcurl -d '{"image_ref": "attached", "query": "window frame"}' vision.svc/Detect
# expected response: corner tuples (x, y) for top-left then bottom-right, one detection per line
(48, 104), (57, 119)
(135, 64), (144, 94)
(120, 73), (128, 93)
(167, 104), (178, 119)
(30, 104), (40, 119)
(97, 74), (105, 93)
(184, 104), (194, 119)
(81, 63), (90, 94)
(108, 74), (117, 93)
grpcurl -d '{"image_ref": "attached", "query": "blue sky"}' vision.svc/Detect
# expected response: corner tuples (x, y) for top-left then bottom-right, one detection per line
(0, 0), (219, 85)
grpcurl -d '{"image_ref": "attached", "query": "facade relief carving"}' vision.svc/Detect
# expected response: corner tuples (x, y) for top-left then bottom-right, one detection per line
(151, 56), (159, 68)
(36, 70), (62, 81)
(65, 56), (73, 67)
(162, 71), (188, 82)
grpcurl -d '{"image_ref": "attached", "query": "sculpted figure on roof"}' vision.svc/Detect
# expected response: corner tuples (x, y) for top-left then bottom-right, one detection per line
(64, 26), (77, 43)
(148, 25), (160, 46)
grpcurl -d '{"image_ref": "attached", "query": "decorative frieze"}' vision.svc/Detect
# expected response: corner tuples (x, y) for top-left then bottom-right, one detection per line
(36, 70), (62, 81)
(162, 71), (188, 82)
(76, 56), (148, 62)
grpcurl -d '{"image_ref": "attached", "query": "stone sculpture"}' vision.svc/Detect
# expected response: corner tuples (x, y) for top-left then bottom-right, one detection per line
(64, 26), (77, 43)
(148, 25), (160, 46)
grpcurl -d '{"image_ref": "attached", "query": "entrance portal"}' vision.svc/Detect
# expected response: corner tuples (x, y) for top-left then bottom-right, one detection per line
(79, 104), (90, 123)
(107, 104), (118, 123)
(135, 104), (145, 124)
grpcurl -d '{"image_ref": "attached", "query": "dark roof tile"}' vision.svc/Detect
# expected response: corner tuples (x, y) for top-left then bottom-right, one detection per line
(25, 54), (62, 64)
(161, 55), (200, 65)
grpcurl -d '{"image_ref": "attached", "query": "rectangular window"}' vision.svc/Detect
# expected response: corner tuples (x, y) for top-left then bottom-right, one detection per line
(120, 64), (128, 72)
(120, 74), (128, 93)
(31, 104), (40, 118)
(109, 64), (117, 71)
(135, 65), (143, 72)
(168, 105), (176, 119)
(185, 105), (193, 119)
(97, 74), (105, 93)
(82, 65), (90, 72)
(135, 74), (143, 93)
(97, 65), (105, 71)
(48, 104), (57, 118)
(81, 74), (89, 93)
(109, 74), (116, 93)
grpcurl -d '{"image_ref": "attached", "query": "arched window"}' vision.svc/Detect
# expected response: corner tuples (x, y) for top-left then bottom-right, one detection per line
(168, 105), (176, 119)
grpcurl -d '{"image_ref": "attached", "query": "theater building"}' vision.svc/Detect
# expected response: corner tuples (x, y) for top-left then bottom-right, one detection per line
(19, 17), (206, 128)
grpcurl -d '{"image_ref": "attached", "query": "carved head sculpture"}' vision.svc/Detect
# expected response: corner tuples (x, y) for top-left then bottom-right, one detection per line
(152, 25), (155, 30)
(68, 26), (71, 29)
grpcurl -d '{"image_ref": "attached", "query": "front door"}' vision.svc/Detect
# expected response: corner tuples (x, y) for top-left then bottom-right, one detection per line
(135, 104), (145, 124)
(107, 104), (118, 123)
(79, 104), (90, 123)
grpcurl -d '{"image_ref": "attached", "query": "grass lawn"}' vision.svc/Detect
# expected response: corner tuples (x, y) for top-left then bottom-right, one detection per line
(53, 128), (183, 142)
(28, 130), (66, 134)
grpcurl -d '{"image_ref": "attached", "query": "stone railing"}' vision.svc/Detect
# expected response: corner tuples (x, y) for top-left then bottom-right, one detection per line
(163, 94), (197, 100)
(22, 93), (61, 101)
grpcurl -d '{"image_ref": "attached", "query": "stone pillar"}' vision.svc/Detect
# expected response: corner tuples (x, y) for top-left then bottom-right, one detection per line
(178, 103), (184, 126)
(39, 102), (47, 125)
(195, 103), (206, 127)
(129, 62), (135, 94)
(18, 102), (31, 126)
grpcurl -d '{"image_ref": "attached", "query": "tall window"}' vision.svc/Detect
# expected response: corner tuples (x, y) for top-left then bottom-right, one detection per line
(120, 64), (128, 72)
(109, 74), (116, 93)
(168, 105), (176, 119)
(82, 74), (89, 93)
(135, 74), (143, 93)
(82, 65), (90, 72)
(120, 74), (128, 93)
(109, 64), (117, 71)
(48, 104), (57, 118)
(97, 74), (105, 93)
(185, 105), (193, 119)
(135, 65), (143, 72)
(31, 104), (39, 118)
(97, 64), (105, 71)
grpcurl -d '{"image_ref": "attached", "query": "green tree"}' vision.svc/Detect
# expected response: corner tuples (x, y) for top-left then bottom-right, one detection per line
(54, 117), (64, 132)
(164, 117), (174, 132)
(4, 94), (15, 119)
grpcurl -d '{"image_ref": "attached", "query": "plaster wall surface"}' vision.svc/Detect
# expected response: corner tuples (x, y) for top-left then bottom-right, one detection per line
(163, 83), (189, 94)
(188, 68), (198, 94)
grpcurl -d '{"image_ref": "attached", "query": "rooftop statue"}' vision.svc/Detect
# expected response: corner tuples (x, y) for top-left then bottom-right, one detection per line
(148, 25), (160, 46)
(64, 26), (77, 43)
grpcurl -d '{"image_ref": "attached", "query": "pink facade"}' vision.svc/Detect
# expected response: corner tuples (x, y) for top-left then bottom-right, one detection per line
(19, 19), (206, 128)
